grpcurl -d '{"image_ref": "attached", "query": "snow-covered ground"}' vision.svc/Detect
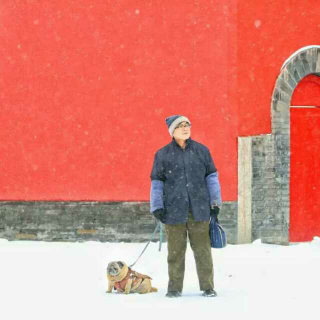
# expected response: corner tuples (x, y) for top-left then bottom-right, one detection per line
(0, 237), (319, 320)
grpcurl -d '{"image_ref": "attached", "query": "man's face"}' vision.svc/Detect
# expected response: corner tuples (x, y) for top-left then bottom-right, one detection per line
(173, 121), (191, 140)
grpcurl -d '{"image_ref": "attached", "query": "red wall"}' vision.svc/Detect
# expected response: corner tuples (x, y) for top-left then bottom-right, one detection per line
(290, 75), (320, 241)
(291, 75), (320, 106)
(1, 0), (320, 203)
(0, 0), (237, 201)
(290, 108), (320, 241)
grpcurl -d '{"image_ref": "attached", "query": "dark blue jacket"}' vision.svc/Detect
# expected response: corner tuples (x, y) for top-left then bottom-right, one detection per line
(150, 138), (221, 224)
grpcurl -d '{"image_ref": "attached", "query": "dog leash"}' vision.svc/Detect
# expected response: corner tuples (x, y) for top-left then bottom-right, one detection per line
(129, 221), (163, 268)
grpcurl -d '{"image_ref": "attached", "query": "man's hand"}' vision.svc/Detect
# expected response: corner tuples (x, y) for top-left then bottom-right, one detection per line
(210, 206), (220, 217)
(153, 209), (165, 223)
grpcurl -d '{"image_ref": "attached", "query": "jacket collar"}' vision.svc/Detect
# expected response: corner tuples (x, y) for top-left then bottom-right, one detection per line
(171, 137), (192, 149)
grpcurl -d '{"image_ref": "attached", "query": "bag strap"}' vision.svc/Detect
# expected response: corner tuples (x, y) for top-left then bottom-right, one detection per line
(210, 214), (219, 224)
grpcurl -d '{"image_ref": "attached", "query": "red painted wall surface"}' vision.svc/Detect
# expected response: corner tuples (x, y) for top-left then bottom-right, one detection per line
(1, 1), (320, 202)
(0, 1), (237, 201)
(291, 75), (320, 106)
(290, 75), (320, 241)
(290, 108), (320, 242)
(237, 1), (320, 136)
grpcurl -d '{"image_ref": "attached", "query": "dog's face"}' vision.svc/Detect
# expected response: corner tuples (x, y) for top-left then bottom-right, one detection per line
(107, 261), (125, 277)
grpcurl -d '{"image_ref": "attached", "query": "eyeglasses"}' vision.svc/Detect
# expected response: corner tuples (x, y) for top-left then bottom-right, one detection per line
(175, 123), (191, 129)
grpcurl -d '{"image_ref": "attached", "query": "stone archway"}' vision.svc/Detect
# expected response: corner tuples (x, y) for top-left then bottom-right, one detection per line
(238, 46), (320, 245)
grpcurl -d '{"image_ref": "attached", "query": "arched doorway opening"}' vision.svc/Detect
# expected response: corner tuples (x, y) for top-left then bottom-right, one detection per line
(290, 74), (320, 242)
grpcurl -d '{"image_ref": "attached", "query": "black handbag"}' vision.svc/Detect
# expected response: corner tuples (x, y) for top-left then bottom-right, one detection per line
(209, 214), (227, 248)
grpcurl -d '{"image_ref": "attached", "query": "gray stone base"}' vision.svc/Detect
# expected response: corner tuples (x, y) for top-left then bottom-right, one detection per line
(237, 135), (290, 245)
(0, 201), (157, 243)
(0, 201), (238, 244)
(218, 202), (238, 244)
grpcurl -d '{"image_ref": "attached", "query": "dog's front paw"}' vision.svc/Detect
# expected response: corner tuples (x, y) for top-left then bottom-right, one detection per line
(106, 290), (112, 294)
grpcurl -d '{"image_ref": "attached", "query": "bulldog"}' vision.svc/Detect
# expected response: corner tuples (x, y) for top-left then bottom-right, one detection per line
(106, 261), (158, 294)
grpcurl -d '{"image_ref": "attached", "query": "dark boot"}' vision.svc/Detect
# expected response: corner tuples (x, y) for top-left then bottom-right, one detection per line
(166, 291), (182, 298)
(202, 289), (217, 297)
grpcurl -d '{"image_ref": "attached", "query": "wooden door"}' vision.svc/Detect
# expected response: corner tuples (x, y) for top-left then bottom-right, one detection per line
(290, 107), (320, 242)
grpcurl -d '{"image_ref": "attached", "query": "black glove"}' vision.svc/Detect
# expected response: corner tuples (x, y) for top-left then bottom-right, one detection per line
(210, 206), (220, 217)
(153, 209), (165, 223)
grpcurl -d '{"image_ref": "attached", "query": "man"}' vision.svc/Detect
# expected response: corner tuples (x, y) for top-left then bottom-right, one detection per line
(150, 115), (222, 298)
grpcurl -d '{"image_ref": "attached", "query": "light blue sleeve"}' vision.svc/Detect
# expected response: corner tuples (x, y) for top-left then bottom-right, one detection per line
(150, 180), (164, 213)
(206, 172), (222, 207)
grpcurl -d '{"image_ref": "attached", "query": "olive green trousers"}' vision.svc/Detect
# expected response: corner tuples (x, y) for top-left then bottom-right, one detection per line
(165, 212), (214, 292)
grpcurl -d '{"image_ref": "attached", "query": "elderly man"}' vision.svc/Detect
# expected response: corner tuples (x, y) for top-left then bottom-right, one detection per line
(150, 115), (222, 298)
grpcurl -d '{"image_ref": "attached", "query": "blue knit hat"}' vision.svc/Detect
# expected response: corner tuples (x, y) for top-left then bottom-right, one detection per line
(165, 115), (191, 137)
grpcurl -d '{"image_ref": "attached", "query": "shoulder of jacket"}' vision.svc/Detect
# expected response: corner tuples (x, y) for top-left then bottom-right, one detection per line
(155, 142), (173, 155)
(190, 140), (209, 152)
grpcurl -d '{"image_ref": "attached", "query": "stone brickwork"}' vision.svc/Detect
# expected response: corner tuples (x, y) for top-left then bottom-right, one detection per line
(238, 133), (290, 245)
(0, 200), (238, 244)
(0, 202), (157, 243)
(218, 201), (238, 244)
(251, 134), (290, 244)
(238, 137), (252, 243)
